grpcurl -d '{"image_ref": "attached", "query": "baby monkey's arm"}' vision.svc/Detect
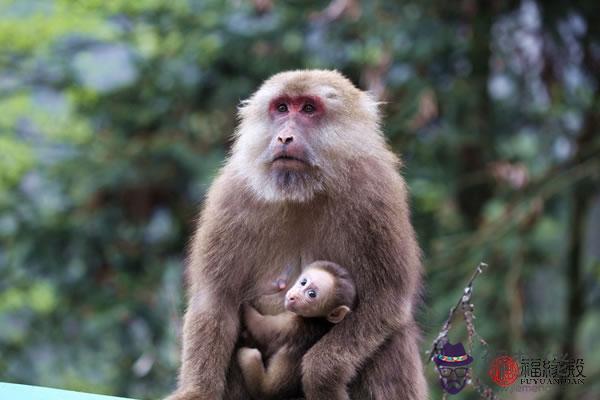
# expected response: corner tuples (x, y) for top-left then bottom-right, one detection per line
(242, 304), (296, 344)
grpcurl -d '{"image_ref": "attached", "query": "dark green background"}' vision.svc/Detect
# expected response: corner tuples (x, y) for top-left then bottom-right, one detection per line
(1, 1), (599, 399)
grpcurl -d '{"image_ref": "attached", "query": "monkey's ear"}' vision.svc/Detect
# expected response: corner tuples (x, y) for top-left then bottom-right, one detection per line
(327, 305), (351, 324)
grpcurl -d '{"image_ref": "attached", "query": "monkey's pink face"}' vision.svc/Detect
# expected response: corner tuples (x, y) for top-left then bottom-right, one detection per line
(284, 269), (334, 318)
(255, 93), (329, 199)
(233, 70), (382, 203)
(267, 95), (325, 173)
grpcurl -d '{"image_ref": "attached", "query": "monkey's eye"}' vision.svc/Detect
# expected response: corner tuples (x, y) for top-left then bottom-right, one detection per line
(300, 278), (307, 286)
(302, 103), (315, 114)
(307, 289), (317, 298)
(277, 103), (288, 113)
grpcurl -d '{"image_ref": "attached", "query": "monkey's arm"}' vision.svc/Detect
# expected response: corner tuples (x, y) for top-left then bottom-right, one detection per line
(243, 303), (297, 344)
(168, 288), (240, 400)
(301, 304), (396, 400)
(168, 179), (256, 400)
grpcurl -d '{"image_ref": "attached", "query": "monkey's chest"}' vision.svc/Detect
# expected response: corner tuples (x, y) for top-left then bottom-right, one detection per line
(252, 254), (305, 315)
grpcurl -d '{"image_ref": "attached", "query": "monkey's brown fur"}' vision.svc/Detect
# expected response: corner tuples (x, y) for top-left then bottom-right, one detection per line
(167, 70), (427, 400)
(238, 261), (356, 400)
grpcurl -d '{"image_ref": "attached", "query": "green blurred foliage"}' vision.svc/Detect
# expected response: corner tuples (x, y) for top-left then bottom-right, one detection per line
(0, 0), (599, 399)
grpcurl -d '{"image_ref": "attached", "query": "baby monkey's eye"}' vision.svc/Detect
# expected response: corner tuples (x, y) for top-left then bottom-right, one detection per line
(302, 103), (315, 114)
(300, 278), (307, 286)
(276, 103), (288, 113)
(307, 289), (317, 298)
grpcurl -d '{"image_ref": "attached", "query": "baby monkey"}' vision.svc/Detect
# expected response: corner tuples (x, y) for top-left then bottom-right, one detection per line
(238, 261), (357, 399)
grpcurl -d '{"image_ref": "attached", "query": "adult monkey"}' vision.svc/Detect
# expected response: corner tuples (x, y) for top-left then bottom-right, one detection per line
(168, 70), (427, 400)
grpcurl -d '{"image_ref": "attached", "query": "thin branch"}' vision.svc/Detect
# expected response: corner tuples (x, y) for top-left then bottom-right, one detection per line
(427, 262), (487, 363)
(427, 262), (499, 400)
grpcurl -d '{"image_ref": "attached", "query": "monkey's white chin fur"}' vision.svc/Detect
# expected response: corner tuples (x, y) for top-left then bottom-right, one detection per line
(229, 149), (325, 203)
(253, 167), (325, 203)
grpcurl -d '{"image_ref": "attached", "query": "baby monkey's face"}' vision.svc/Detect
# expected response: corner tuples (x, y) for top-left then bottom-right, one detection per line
(284, 268), (335, 318)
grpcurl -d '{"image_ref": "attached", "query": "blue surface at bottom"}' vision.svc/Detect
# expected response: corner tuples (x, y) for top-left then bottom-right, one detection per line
(0, 383), (134, 400)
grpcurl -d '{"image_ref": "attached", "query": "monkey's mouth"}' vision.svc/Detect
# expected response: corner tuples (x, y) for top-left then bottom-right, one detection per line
(272, 154), (308, 170)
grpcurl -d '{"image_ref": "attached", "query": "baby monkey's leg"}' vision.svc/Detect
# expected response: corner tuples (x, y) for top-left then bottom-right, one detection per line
(238, 346), (297, 399)
(262, 346), (298, 395)
(238, 347), (267, 399)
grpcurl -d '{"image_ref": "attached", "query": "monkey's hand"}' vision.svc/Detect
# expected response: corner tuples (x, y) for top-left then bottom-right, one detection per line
(242, 303), (273, 343)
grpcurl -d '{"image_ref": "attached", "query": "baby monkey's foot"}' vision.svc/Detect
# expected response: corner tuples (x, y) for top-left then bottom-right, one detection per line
(238, 347), (263, 368)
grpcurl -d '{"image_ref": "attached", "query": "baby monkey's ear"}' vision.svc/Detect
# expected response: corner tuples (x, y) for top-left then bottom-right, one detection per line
(327, 305), (351, 324)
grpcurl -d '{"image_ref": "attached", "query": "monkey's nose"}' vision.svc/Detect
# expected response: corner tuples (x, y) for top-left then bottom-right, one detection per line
(287, 295), (296, 303)
(277, 134), (294, 144)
